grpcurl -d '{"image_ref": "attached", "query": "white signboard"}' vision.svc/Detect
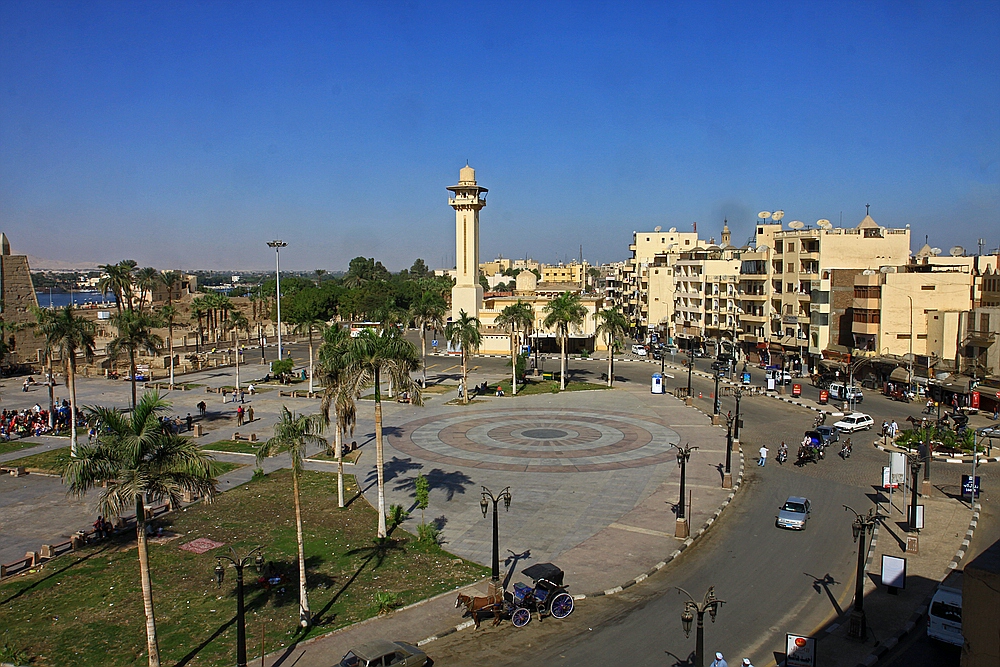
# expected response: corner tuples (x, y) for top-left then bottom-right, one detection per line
(882, 466), (899, 489)
(889, 452), (907, 487)
(785, 634), (817, 667)
(881, 555), (906, 589)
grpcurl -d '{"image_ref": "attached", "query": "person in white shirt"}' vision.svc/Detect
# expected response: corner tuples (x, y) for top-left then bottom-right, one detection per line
(758, 445), (768, 467)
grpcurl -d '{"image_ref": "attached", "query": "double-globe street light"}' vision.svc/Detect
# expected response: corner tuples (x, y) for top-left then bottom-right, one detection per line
(214, 546), (265, 667)
(266, 240), (287, 361)
(843, 505), (879, 639)
(676, 585), (725, 667)
(481, 486), (511, 595)
(672, 443), (698, 538)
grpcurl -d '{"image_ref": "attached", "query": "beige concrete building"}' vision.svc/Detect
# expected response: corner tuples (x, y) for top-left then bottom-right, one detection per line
(448, 165), (487, 322)
(625, 227), (702, 333)
(540, 261), (587, 287)
(672, 245), (742, 354)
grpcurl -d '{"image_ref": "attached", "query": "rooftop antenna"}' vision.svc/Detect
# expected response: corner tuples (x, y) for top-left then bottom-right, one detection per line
(978, 238), (985, 256)
(866, 203), (870, 216)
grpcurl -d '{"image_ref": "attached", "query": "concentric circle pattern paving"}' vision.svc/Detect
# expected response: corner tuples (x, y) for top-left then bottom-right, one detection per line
(392, 408), (681, 472)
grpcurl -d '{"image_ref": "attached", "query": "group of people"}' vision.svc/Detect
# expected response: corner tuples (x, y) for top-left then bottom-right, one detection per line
(882, 419), (899, 439)
(235, 404), (255, 426)
(0, 402), (84, 441)
(710, 651), (754, 667)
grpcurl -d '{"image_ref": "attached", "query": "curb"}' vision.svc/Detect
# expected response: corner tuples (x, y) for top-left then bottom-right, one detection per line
(854, 502), (981, 667)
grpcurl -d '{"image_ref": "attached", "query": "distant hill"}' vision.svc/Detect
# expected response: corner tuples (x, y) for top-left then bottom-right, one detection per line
(27, 255), (102, 271)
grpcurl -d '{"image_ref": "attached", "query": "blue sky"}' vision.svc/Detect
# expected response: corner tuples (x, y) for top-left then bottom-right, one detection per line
(1, 1), (997, 271)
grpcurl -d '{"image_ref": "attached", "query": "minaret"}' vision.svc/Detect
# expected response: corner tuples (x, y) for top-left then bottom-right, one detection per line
(721, 219), (731, 247)
(447, 165), (487, 321)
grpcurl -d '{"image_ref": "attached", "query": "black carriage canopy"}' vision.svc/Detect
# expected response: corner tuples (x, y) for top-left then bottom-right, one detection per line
(521, 563), (564, 587)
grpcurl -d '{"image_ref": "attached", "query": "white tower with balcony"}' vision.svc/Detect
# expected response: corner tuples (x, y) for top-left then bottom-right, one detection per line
(447, 164), (487, 322)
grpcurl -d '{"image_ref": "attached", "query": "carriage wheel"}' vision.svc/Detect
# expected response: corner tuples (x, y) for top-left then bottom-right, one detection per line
(511, 608), (531, 627)
(550, 592), (574, 619)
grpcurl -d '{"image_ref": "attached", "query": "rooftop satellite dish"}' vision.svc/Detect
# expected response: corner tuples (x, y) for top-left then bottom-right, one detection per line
(757, 211), (772, 220)
(772, 210), (785, 221)
(654, 225), (662, 232)
(757, 244), (770, 253)
(949, 246), (965, 257)
(880, 266), (891, 273)
(788, 220), (804, 230)
(931, 247), (942, 256)
(817, 219), (832, 230)
(669, 227), (677, 232)
(863, 269), (875, 275)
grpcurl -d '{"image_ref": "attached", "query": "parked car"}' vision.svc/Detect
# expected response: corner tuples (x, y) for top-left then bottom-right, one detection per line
(927, 585), (963, 647)
(833, 412), (874, 433)
(711, 359), (731, 372)
(340, 640), (430, 667)
(776, 496), (811, 530)
(828, 383), (864, 403)
(631, 344), (647, 356)
(765, 369), (792, 385)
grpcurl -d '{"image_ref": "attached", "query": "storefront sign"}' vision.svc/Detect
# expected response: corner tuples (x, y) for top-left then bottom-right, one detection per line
(785, 634), (817, 667)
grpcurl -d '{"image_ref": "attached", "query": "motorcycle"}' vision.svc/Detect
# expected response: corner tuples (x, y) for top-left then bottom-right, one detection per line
(777, 445), (788, 465)
(840, 441), (852, 459)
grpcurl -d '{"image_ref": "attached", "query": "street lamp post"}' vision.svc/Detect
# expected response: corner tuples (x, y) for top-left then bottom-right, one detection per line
(713, 370), (721, 419)
(672, 443), (698, 538)
(266, 240), (287, 361)
(733, 390), (743, 443)
(843, 505), (878, 639)
(686, 347), (694, 404)
(676, 586), (725, 667)
(481, 486), (511, 596)
(723, 413), (735, 489)
(214, 546), (265, 667)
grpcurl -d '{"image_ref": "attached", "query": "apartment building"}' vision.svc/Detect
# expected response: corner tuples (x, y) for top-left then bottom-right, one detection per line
(673, 245), (742, 354)
(540, 261), (587, 286)
(625, 228), (702, 334)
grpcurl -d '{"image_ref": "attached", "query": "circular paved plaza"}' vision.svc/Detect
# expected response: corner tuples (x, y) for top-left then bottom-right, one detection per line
(391, 408), (682, 472)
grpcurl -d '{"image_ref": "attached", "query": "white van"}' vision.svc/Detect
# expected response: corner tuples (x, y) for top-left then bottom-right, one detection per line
(828, 383), (864, 403)
(927, 585), (963, 646)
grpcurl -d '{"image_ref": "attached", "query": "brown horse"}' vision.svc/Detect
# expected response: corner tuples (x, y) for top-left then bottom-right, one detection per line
(455, 592), (504, 628)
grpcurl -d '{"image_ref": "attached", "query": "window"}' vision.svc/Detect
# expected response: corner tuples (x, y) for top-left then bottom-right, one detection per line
(787, 263), (794, 273)
(787, 283), (794, 293)
(981, 313), (990, 332)
(921, 285), (936, 291)
(787, 242), (795, 252)
(917, 334), (927, 340)
(774, 241), (783, 253)
(685, 239), (691, 245)
(897, 333), (911, 340)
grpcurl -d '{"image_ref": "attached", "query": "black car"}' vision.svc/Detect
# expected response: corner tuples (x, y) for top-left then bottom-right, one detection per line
(710, 360), (731, 372)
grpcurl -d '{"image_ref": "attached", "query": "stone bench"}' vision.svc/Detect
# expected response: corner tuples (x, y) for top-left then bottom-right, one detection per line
(0, 466), (26, 477)
(232, 432), (258, 443)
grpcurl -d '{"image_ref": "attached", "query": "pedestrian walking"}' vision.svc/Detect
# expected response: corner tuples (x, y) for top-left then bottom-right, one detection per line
(741, 659), (755, 667)
(758, 445), (768, 467)
(247, 383), (255, 396)
(222, 389), (228, 404)
(186, 413), (193, 432)
(247, 405), (254, 423)
(710, 652), (728, 667)
(889, 419), (898, 438)
(239, 390), (245, 404)
(236, 406), (244, 427)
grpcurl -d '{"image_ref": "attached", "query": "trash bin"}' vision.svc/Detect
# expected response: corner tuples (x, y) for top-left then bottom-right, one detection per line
(651, 373), (664, 394)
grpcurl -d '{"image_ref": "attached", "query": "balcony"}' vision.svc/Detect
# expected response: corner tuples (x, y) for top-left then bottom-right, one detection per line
(964, 330), (997, 347)
(853, 321), (879, 336)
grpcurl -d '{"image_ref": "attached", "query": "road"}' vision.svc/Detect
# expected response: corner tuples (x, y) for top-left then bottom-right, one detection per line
(413, 348), (995, 667)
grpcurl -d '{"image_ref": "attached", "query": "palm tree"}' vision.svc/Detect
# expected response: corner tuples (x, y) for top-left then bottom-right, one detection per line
(495, 301), (534, 395)
(342, 327), (423, 537)
(65, 392), (218, 667)
(189, 296), (209, 352)
(98, 260), (136, 314)
(409, 294), (446, 388)
(542, 292), (588, 390)
(134, 267), (159, 312)
(445, 309), (482, 404)
(595, 307), (628, 388)
(317, 324), (356, 508)
(292, 317), (327, 395)
(36, 306), (96, 456)
(224, 310), (250, 394)
(108, 310), (163, 409)
(256, 407), (327, 628)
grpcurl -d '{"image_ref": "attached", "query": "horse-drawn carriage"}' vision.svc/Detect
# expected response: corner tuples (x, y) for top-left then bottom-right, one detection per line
(456, 553), (574, 629)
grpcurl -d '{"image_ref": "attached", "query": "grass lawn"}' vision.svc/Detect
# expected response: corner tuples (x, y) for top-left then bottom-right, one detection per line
(200, 439), (260, 455)
(0, 470), (487, 667)
(496, 378), (609, 396)
(0, 439), (42, 456)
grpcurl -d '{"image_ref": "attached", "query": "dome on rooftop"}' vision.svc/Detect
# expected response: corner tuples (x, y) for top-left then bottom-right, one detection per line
(459, 165), (476, 184)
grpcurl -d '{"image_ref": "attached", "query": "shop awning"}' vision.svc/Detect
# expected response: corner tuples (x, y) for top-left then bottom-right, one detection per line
(889, 367), (910, 383)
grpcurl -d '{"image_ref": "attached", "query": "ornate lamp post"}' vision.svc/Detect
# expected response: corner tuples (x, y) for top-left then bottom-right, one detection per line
(266, 240), (287, 361)
(723, 413), (735, 489)
(908, 455), (922, 535)
(686, 347), (694, 405)
(843, 505), (878, 639)
(481, 486), (511, 595)
(713, 369), (721, 419)
(677, 586), (725, 667)
(733, 389), (743, 443)
(214, 546), (265, 667)
(672, 443), (698, 537)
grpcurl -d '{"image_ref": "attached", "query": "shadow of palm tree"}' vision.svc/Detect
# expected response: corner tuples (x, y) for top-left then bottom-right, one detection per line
(1, 542), (115, 606)
(425, 468), (473, 501)
(307, 537), (406, 630)
(364, 457), (423, 492)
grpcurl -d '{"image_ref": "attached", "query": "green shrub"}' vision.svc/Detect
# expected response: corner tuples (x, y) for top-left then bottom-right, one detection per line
(374, 591), (400, 614)
(417, 523), (439, 545)
(251, 467), (266, 482)
(388, 504), (409, 528)
(0, 642), (29, 665)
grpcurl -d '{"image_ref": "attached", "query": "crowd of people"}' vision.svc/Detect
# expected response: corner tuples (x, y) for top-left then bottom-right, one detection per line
(0, 401), (85, 441)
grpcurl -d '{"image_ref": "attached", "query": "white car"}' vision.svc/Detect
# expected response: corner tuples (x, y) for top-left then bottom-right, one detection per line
(631, 344), (647, 356)
(833, 412), (874, 433)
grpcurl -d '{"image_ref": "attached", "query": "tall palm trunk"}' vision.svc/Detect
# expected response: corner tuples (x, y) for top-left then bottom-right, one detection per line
(335, 422), (345, 508)
(420, 324), (427, 388)
(607, 336), (614, 388)
(234, 334), (240, 395)
(559, 328), (567, 390)
(168, 321), (174, 387)
(129, 348), (138, 409)
(135, 498), (161, 667)
(510, 331), (517, 395)
(68, 354), (78, 456)
(47, 354), (55, 429)
(374, 368), (387, 537)
(307, 328), (314, 395)
(461, 350), (468, 405)
(292, 468), (311, 627)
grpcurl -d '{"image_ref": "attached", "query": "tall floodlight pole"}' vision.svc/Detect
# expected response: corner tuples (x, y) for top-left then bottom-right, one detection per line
(267, 241), (287, 361)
